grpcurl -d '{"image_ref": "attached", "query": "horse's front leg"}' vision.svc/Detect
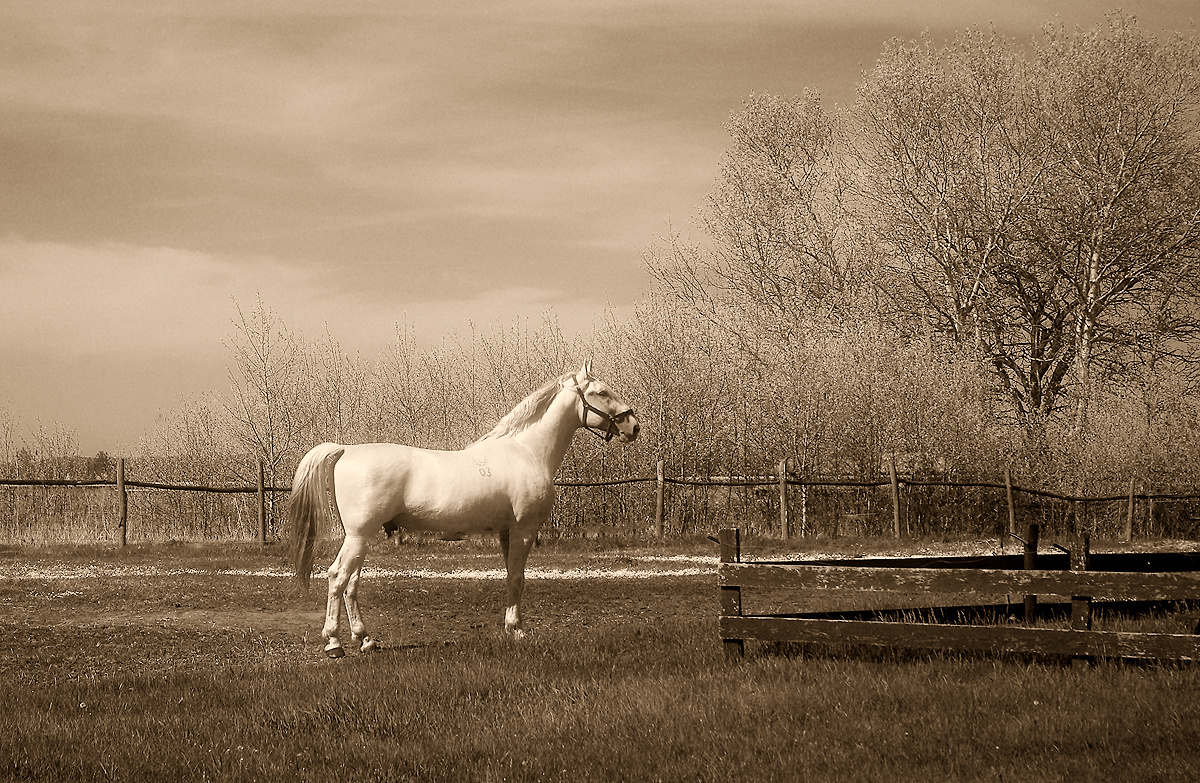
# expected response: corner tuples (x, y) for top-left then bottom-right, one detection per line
(344, 563), (378, 653)
(501, 530), (536, 639)
(322, 535), (368, 658)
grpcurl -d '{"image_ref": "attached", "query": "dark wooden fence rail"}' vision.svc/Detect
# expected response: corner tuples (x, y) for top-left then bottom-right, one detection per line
(5, 457), (1200, 544)
(717, 526), (1200, 663)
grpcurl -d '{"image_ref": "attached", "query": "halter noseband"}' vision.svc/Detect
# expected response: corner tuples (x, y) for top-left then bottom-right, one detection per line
(575, 386), (634, 441)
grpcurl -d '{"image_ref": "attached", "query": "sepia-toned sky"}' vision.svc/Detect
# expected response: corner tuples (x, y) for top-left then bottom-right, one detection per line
(1, 0), (1196, 453)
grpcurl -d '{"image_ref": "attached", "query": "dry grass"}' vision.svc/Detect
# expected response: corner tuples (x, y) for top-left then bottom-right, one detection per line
(2, 540), (1199, 782)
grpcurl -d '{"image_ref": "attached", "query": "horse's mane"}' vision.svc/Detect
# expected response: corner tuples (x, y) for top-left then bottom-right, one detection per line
(475, 372), (577, 442)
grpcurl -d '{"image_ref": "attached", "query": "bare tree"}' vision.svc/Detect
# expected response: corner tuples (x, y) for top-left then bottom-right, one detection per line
(221, 296), (307, 488)
(0, 401), (17, 478)
(646, 92), (863, 366)
(853, 29), (1057, 427)
(1029, 15), (1200, 430)
(138, 394), (238, 485)
(301, 328), (369, 445)
(369, 320), (427, 445)
(643, 81), (1008, 476)
(854, 18), (1200, 442)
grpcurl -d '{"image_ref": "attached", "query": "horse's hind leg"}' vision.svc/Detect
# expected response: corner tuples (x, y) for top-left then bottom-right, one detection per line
(344, 563), (378, 653)
(322, 535), (369, 658)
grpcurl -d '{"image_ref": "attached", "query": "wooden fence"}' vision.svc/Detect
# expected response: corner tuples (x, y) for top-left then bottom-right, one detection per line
(0, 459), (284, 546)
(717, 527), (1200, 663)
(4, 458), (1200, 543)
(679, 464), (1200, 541)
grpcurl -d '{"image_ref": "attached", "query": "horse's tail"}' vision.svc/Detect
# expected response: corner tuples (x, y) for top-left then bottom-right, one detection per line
(288, 443), (346, 592)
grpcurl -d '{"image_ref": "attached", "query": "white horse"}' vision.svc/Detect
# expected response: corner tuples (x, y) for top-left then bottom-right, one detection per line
(288, 363), (640, 657)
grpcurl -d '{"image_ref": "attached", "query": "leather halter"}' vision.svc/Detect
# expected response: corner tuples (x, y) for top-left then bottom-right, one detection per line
(575, 386), (635, 441)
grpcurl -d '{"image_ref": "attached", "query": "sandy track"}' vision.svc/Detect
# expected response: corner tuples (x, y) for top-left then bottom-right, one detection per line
(0, 555), (719, 582)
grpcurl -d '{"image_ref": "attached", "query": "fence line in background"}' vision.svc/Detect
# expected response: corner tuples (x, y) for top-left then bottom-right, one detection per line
(1, 458), (286, 547)
(4, 457), (1200, 545)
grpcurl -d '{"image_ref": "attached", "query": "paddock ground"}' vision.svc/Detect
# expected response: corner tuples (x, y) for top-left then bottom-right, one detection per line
(7, 534), (1200, 681)
(4, 534), (1197, 688)
(5, 537), (1200, 783)
(1, 540), (719, 688)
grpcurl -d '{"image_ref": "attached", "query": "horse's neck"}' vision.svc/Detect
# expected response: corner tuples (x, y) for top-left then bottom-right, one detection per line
(510, 388), (580, 473)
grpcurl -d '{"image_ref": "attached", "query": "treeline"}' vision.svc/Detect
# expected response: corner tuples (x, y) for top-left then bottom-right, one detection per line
(9, 289), (1198, 541)
(5, 14), (1200, 542)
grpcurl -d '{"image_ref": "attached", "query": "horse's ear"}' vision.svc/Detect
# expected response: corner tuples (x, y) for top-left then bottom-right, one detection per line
(563, 361), (593, 389)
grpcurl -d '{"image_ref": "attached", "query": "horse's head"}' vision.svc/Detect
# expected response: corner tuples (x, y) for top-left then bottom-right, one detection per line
(568, 362), (640, 443)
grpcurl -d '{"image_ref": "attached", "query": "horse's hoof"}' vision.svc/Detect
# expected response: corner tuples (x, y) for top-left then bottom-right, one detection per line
(361, 638), (379, 654)
(324, 644), (345, 659)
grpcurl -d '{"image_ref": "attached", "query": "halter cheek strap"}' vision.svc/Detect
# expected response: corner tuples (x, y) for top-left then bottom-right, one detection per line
(575, 387), (634, 441)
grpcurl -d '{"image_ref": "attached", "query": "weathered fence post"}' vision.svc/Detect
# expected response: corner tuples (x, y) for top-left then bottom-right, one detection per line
(718, 528), (744, 660)
(1148, 483), (1155, 536)
(800, 481), (808, 538)
(1023, 523), (1039, 623)
(257, 458), (267, 544)
(779, 458), (789, 541)
(655, 459), (665, 538)
(1125, 477), (1135, 543)
(1005, 468), (1016, 541)
(1071, 533), (1092, 631)
(1071, 532), (1093, 667)
(117, 457), (127, 548)
(888, 457), (901, 537)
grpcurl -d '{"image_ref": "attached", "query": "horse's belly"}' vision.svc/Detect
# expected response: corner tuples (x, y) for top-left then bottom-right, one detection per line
(339, 442), (548, 534)
(395, 487), (514, 532)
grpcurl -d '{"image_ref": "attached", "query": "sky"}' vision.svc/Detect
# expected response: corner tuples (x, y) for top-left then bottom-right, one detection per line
(1, 1), (1196, 455)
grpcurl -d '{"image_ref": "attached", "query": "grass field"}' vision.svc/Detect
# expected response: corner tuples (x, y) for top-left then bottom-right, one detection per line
(2, 536), (1199, 782)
